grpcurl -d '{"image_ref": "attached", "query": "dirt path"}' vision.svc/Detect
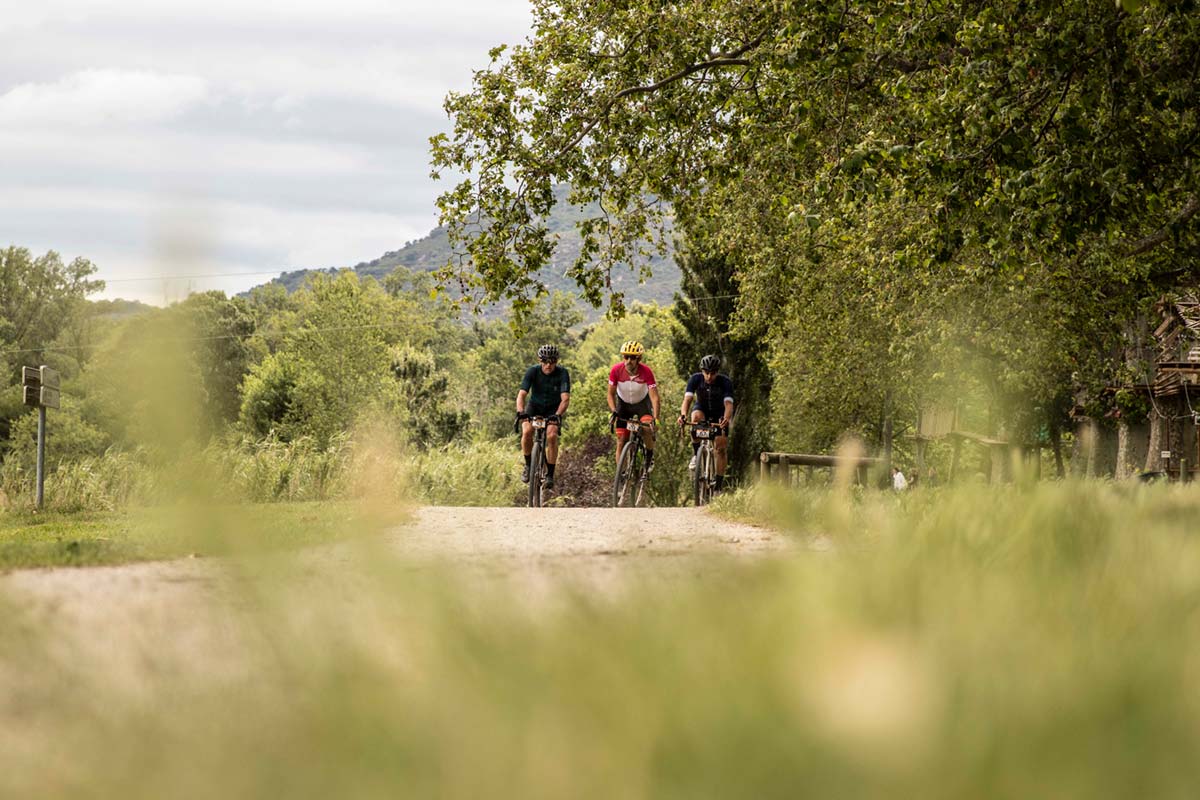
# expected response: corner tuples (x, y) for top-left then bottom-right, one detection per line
(0, 507), (786, 678)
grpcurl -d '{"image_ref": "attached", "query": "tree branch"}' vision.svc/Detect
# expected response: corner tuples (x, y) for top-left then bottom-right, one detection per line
(1125, 195), (1200, 258)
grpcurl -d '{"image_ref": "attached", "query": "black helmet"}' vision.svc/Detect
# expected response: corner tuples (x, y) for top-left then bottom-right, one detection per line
(700, 354), (721, 372)
(538, 344), (559, 362)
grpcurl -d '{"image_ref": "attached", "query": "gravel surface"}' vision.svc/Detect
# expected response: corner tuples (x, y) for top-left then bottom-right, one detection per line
(0, 506), (787, 687)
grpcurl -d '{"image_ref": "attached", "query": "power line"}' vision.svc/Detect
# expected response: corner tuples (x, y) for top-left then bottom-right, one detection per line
(0, 320), (423, 357)
(99, 269), (310, 284)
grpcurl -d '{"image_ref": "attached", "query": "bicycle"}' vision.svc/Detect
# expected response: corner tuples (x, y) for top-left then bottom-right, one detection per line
(611, 413), (653, 507)
(683, 421), (723, 506)
(517, 414), (559, 508)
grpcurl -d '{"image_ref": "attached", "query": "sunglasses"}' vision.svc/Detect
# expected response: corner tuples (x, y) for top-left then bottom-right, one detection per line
(624, 355), (640, 361)
(540, 358), (558, 364)
(701, 369), (716, 376)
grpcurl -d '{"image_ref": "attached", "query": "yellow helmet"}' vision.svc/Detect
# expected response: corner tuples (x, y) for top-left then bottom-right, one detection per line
(620, 340), (645, 357)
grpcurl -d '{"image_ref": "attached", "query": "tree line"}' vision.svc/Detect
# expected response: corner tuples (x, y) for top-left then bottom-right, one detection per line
(0, 245), (722, 506)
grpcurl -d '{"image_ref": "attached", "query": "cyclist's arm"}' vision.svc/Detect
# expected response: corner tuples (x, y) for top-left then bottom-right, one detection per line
(516, 388), (529, 415)
(649, 384), (661, 421)
(556, 392), (570, 416)
(721, 399), (734, 428)
(607, 382), (617, 414)
(680, 392), (694, 421)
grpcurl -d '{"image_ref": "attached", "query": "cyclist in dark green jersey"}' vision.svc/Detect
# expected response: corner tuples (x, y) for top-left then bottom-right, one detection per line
(517, 344), (571, 489)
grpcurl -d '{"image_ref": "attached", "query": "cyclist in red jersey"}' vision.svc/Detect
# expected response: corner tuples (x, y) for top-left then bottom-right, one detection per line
(606, 339), (660, 473)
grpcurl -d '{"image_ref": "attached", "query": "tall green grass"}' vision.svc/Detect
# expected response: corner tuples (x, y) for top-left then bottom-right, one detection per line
(5, 480), (1200, 797)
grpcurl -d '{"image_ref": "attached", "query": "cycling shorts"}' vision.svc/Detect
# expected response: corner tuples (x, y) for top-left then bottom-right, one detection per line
(615, 397), (653, 436)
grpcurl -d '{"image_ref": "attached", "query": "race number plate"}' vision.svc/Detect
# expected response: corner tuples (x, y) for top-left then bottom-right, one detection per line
(532, 418), (547, 429)
(695, 427), (713, 439)
(627, 421), (641, 433)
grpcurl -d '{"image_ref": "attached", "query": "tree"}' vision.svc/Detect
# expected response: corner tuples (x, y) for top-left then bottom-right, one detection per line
(239, 272), (394, 446)
(670, 236), (772, 481)
(0, 247), (104, 365)
(1, 247), (104, 450)
(432, 0), (1200, 456)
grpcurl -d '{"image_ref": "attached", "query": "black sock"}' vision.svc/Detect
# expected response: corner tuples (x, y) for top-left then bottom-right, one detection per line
(645, 450), (654, 465)
(524, 454), (531, 466)
(547, 463), (555, 477)
(692, 442), (700, 454)
(716, 475), (725, 490)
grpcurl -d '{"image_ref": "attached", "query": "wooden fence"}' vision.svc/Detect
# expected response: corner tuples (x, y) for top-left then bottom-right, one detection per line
(759, 452), (883, 486)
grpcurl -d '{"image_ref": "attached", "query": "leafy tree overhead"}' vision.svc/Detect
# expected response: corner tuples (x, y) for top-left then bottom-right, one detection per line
(433, 0), (1200, 454)
(434, 0), (1199, 310)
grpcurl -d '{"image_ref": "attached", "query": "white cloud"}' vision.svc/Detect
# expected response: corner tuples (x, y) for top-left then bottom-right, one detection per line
(0, 69), (209, 128)
(0, 0), (533, 299)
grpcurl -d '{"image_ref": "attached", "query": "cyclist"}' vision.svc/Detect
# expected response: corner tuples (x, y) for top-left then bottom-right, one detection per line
(607, 340), (660, 473)
(678, 354), (734, 491)
(517, 344), (571, 489)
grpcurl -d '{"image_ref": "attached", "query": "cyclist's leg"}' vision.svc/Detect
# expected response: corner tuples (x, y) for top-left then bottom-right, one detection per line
(520, 418), (534, 481)
(614, 398), (637, 468)
(689, 409), (706, 457)
(545, 420), (560, 465)
(714, 431), (729, 490)
(545, 420), (560, 484)
(520, 418), (534, 455)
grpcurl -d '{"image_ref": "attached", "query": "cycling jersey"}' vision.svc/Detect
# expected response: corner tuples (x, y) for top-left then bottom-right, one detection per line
(608, 362), (656, 404)
(685, 372), (734, 420)
(521, 364), (571, 409)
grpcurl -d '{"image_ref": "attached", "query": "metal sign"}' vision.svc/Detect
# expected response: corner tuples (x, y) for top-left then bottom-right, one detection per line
(39, 366), (60, 390)
(22, 367), (41, 407)
(21, 365), (61, 408)
(1162, 450), (1172, 460)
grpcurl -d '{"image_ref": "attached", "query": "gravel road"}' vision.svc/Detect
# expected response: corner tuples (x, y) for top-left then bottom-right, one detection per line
(0, 506), (786, 683)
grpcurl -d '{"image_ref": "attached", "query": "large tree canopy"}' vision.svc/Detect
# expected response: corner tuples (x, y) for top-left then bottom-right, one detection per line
(432, 0), (1200, 450)
(433, 0), (1199, 310)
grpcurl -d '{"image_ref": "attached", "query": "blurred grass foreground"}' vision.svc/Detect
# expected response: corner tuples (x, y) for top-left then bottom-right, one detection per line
(4, 479), (1200, 798)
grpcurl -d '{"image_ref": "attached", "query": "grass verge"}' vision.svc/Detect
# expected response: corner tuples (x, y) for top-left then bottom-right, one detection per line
(0, 500), (406, 570)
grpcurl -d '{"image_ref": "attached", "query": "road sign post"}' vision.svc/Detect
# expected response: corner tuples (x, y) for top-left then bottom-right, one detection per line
(22, 365), (60, 509)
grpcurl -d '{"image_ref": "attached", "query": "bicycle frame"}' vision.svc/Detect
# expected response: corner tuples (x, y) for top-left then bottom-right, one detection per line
(523, 415), (556, 508)
(612, 416), (651, 507)
(686, 421), (722, 506)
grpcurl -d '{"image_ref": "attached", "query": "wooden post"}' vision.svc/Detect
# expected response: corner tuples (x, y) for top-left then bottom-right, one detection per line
(779, 454), (790, 486)
(760, 452), (769, 483)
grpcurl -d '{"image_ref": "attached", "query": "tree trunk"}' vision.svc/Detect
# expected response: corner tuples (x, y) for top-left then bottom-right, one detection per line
(1050, 419), (1065, 478)
(1145, 406), (1165, 473)
(881, 391), (893, 468)
(1115, 420), (1137, 479)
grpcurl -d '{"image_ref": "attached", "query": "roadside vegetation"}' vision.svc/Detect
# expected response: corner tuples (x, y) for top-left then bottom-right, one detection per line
(6, 479), (1200, 797)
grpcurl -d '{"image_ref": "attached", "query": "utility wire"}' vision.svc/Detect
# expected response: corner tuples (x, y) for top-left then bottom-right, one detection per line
(0, 320), (426, 357)
(99, 269), (315, 284)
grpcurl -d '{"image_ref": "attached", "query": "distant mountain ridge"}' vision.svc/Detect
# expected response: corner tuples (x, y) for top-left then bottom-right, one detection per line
(257, 187), (681, 311)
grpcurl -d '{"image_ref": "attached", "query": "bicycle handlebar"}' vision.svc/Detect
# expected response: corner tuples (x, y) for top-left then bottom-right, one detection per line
(516, 412), (563, 434)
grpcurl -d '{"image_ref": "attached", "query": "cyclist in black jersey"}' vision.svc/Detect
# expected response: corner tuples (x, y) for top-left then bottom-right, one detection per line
(517, 344), (571, 489)
(678, 354), (734, 491)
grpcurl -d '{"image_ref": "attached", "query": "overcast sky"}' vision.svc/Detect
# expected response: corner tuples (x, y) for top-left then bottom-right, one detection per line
(0, 0), (532, 303)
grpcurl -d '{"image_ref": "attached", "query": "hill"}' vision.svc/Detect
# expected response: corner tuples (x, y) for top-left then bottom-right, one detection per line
(259, 187), (680, 313)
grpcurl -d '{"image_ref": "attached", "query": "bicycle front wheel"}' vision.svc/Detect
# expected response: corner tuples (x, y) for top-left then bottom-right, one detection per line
(612, 440), (642, 507)
(695, 446), (716, 506)
(528, 441), (545, 508)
